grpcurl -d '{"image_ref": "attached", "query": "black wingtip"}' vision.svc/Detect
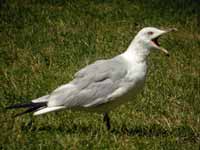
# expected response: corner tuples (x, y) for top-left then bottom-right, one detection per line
(6, 103), (34, 109)
(6, 102), (47, 117)
(6, 102), (46, 109)
(13, 106), (42, 117)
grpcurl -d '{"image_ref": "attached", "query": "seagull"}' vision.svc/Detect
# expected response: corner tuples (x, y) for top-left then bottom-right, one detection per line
(6, 27), (176, 130)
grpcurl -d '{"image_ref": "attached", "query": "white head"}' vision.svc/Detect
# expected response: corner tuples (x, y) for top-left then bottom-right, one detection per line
(132, 27), (177, 56)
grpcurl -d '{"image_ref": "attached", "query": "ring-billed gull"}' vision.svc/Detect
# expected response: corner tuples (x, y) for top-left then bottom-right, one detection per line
(7, 27), (176, 130)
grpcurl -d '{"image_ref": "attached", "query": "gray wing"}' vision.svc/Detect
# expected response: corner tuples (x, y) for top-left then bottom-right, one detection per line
(47, 56), (128, 108)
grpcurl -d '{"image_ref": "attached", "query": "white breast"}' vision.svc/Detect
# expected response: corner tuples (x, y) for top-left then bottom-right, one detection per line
(91, 61), (147, 112)
(122, 61), (147, 101)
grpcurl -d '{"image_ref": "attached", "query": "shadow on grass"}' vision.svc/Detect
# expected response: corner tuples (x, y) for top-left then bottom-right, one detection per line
(20, 120), (200, 143)
(111, 124), (200, 143)
(20, 119), (99, 134)
(113, 124), (170, 137)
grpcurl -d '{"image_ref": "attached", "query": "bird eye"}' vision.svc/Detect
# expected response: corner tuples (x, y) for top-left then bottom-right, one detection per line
(148, 31), (154, 35)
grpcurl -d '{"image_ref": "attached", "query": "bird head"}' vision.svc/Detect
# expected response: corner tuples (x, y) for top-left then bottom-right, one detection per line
(134, 27), (177, 56)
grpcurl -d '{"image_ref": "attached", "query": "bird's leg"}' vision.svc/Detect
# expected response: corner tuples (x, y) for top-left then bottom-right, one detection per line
(103, 112), (111, 130)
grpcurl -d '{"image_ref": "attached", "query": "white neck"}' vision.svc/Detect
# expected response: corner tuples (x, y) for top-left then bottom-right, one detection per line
(121, 39), (150, 63)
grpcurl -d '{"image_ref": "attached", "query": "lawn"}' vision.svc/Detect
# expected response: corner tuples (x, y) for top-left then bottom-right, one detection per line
(0, 0), (199, 149)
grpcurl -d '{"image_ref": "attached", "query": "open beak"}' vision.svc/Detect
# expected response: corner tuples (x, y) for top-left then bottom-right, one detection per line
(151, 28), (177, 56)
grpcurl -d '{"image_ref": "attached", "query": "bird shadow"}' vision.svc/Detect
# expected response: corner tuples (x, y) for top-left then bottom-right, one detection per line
(20, 120), (199, 143)
(111, 124), (170, 137)
(110, 124), (199, 143)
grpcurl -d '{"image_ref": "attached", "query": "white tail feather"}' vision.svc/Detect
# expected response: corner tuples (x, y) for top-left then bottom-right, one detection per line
(33, 106), (66, 116)
(32, 95), (49, 103)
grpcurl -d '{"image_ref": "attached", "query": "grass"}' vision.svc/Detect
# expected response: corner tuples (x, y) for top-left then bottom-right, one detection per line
(0, 0), (199, 149)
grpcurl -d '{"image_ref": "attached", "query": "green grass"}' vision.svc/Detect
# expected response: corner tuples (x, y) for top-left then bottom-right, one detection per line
(0, 0), (199, 149)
